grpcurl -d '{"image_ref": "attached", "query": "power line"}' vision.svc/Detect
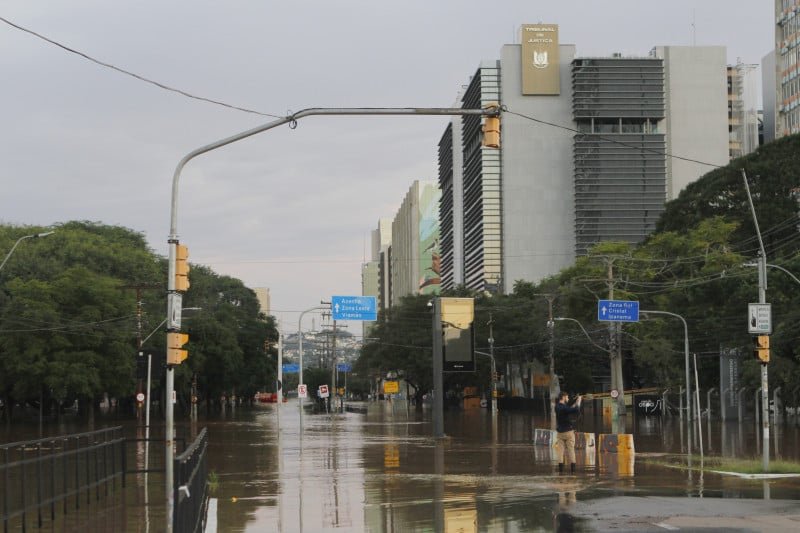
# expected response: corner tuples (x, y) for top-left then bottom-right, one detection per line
(0, 15), (282, 118)
(504, 108), (723, 169)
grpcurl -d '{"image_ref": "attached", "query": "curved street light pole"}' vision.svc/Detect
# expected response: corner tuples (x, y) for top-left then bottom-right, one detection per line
(639, 309), (694, 459)
(164, 106), (499, 530)
(553, 317), (611, 355)
(0, 231), (55, 271)
(298, 305), (329, 412)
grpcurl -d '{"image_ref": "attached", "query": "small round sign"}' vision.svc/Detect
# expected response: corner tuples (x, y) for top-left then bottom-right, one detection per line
(610, 389), (619, 399)
(136, 392), (145, 402)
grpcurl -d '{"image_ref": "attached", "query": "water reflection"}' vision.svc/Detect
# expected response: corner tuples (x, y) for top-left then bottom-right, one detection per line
(3, 401), (800, 531)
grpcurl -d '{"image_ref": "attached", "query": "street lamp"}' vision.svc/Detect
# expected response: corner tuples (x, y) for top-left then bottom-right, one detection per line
(298, 305), (329, 417)
(638, 309), (699, 459)
(553, 317), (611, 355)
(0, 231), (55, 271)
(164, 106), (499, 530)
(744, 262), (800, 286)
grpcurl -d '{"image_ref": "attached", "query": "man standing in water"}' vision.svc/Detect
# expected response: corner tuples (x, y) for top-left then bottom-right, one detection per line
(555, 391), (582, 474)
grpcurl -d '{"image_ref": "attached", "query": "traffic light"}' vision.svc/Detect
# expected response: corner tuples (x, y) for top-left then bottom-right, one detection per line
(753, 335), (770, 363)
(175, 243), (190, 292)
(167, 332), (189, 365)
(482, 115), (500, 149)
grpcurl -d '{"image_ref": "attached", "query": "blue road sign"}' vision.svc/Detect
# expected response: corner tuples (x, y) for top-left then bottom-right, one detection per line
(336, 363), (352, 372)
(331, 295), (377, 321)
(597, 300), (639, 322)
(282, 363), (300, 374)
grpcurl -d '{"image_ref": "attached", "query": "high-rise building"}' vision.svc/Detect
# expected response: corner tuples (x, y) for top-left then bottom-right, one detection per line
(437, 92), (466, 291)
(654, 46), (730, 198)
(454, 61), (503, 291)
(390, 180), (441, 306)
(362, 218), (391, 336)
(763, 50), (777, 144)
(727, 62), (761, 158)
(774, 0), (800, 137)
(439, 25), (729, 291)
(253, 287), (271, 316)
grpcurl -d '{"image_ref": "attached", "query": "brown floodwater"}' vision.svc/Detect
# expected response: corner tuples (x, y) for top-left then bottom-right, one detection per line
(3, 401), (800, 532)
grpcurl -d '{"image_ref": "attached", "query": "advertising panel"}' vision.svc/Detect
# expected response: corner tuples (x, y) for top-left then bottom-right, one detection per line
(418, 183), (441, 295)
(441, 297), (475, 372)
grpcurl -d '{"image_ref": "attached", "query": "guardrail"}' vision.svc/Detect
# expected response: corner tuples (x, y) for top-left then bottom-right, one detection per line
(173, 427), (208, 533)
(1, 426), (125, 532)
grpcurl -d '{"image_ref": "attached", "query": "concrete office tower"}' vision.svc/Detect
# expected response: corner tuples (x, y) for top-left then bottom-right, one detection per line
(654, 46), (729, 199)
(253, 287), (271, 315)
(728, 62), (761, 159)
(571, 55), (666, 255)
(390, 180), (441, 306)
(440, 26), (729, 292)
(774, 0), (800, 137)
(499, 43), (577, 291)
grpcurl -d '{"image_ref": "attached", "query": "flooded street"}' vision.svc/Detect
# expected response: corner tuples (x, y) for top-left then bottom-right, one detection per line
(3, 401), (800, 531)
(199, 401), (800, 531)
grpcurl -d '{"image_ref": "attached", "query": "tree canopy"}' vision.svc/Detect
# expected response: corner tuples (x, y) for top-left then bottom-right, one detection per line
(0, 221), (277, 420)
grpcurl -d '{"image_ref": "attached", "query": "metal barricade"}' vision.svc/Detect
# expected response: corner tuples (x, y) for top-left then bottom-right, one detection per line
(0, 426), (125, 532)
(173, 427), (208, 533)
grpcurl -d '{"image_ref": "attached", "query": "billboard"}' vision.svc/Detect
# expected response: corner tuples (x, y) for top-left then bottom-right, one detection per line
(521, 23), (560, 95)
(441, 297), (475, 372)
(418, 183), (441, 295)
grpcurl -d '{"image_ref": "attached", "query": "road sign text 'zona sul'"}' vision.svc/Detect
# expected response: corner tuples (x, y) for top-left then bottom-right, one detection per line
(597, 300), (639, 322)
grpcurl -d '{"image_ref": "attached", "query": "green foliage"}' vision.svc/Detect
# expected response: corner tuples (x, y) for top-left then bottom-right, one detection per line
(0, 221), (277, 418)
(358, 135), (800, 398)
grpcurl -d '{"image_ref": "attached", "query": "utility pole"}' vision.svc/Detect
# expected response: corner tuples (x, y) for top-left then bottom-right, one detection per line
(487, 314), (497, 414)
(534, 293), (558, 426)
(602, 258), (626, 417)
(743, 169), (770, 472)
(432, 298), (444, 438)
(331, 320), (337, 411)
(545, 295), (556, 425)
(119, 282), (162, 421)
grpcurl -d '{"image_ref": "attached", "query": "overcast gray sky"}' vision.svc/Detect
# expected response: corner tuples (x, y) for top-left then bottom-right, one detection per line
(0, 1), (772, 334)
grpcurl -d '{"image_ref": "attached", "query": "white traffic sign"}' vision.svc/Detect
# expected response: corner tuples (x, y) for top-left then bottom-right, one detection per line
(298, 384), (308, 398)
(318, 384), (330, 398)
(610, 389), (619, 399)
(168, 292), (183, 329)
(136, 392), (145, 402)
(748, 303), (771, 334)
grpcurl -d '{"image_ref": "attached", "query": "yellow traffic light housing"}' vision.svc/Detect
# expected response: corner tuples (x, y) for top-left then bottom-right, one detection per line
(175, 244), (190, 292)
(167, 332), (189, 365)
(482, 116), (500, 149)
(482, 102), (500, 149)
(754, 335), (770, 363)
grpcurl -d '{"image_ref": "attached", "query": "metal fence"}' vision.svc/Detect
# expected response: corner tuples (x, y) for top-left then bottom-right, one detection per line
(173, 427), (208, 533)
(1, 426), (125, 532)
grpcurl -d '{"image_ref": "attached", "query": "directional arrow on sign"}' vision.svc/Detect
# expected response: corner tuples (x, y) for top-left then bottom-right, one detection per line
(601, 305), (608, 317)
